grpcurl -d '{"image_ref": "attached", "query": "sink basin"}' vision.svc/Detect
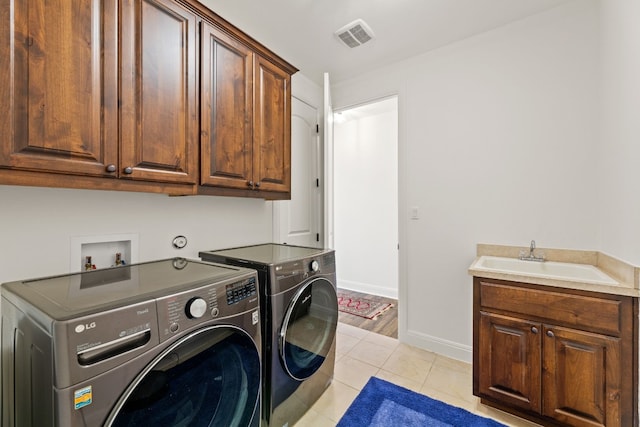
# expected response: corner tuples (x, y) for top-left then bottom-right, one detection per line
(471, 256), (618, 286)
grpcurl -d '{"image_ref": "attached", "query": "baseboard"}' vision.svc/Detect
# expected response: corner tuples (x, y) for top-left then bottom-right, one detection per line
(400, 329), (472, 364)
(337, 279), (398, 299)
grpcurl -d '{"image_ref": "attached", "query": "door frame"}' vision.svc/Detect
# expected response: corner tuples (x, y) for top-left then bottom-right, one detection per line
(324, 88), (405, 340)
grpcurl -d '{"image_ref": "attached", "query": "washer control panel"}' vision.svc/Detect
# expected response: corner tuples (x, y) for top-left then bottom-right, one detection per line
(155, 274), (258, 342)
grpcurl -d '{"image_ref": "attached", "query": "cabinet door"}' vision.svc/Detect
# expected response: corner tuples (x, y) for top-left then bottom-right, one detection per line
(0, 0), (118, 176)
(477, 312), (542, 413)
(120, 0), (198, 184)
(542, 325), (621, 427)
(200, 22), (254, 189)
(253, 55), (291, 193)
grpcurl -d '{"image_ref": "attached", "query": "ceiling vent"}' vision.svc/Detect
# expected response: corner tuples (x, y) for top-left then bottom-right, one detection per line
(335, 19), (375, 48)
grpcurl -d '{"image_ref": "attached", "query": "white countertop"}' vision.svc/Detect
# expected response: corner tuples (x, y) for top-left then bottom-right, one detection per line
(469, 244), (640, 298)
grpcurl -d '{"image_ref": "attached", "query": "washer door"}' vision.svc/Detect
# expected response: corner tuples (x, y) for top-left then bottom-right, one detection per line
(108, 326), (260, 427)
(280, 277), (338, 381)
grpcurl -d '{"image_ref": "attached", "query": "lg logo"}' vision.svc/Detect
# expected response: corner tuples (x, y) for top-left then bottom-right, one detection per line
(75, 322), (97, 333)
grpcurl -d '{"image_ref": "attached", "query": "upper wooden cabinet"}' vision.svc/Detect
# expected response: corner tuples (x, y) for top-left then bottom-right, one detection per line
(120, 0), (198, 184)
(0, 0), (296, 197)
(253, 55), (291, 194)
(200, 23), (293, 197)
(0, 0), (118, 176)
(200, 22), (254, 190)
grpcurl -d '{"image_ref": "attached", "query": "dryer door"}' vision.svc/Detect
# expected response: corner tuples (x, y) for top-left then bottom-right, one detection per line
(280, 277), (338, 380)
(107, 326), (260, 427)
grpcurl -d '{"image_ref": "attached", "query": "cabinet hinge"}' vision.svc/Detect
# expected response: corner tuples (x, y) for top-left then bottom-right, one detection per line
(316, 233), (320, 242)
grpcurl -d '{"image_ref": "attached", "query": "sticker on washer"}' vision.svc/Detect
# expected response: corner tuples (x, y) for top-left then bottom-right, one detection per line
(252, 310), (259, 325)
(74, 386), (92, 410)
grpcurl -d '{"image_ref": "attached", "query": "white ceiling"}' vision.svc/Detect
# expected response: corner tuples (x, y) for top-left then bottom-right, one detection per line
(201, 0), (574, 85)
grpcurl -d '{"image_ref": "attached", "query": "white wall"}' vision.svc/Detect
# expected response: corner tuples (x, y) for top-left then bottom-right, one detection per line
(292, 73), (323, 112)
(332, 0), (601, 361)
(0, 186), (273, 283)
(599, 0), (640, 266)
(597, 4), (640, 419)
(334, 98), (398, 299)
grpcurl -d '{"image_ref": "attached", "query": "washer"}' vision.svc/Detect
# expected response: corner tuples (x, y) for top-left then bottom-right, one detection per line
(200, 244), (337, 427)
(1, 258), (261, 427)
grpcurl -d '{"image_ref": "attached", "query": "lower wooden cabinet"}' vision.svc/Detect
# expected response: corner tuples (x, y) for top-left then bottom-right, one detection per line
(542, 325), (621, 426)
(473, 278), (638, 427)
(478, 312), (541, 413)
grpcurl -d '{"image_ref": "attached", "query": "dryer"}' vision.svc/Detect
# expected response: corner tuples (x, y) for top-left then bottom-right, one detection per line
(200, 244), (338, 427)
(1, 258), (261, 427)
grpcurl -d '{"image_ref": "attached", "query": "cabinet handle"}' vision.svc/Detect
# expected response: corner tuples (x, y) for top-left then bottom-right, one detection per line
(531, 326), (538, 334)
(255, 181), (261, 188)
(247, 181), (254, 188)
(106, 164), (116, 173)
(546, 330), (555, 338)
(123, 167), (133, 174)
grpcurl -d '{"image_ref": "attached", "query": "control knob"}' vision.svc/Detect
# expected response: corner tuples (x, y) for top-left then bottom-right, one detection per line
(310, 260), (319, 272)
(186, 297), (207, 319)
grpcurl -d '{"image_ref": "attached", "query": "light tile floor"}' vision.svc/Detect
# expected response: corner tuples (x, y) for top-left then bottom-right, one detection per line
(295, 323), (541, 427)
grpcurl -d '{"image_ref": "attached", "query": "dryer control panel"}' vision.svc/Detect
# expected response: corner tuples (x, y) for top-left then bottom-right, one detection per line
(226, 277), (257, 305)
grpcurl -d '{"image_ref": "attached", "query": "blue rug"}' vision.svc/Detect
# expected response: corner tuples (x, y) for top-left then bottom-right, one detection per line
(338, 377), (506, 427)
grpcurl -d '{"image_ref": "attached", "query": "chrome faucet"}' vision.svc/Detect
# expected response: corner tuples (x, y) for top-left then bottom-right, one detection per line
(519, 240), (545, 262)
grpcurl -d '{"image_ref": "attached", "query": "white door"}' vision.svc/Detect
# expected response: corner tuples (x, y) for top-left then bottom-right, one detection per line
(275, 97), (321, 247)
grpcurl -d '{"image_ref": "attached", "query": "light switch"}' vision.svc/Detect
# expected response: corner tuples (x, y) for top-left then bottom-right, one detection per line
(411, 206), (419, 220)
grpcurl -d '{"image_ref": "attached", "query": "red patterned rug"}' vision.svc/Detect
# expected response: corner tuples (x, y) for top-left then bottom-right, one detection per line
(337, 292), (393, 320)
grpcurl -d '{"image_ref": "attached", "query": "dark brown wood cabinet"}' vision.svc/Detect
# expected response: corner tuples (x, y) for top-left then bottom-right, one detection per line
(542, 325), (621, 426)
(0, 0), (296, 198)
(253, 55), (291, 194)
(120, 0), (198, 184)
(0, 0), (118, 177)
(478, 312), (541, 413)
(200, 22), (254, 190)
(473, 277), (638, 427)
(199, 22), (293, 198)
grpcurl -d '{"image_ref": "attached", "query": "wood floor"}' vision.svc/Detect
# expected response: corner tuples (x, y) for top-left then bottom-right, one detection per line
(337, 288), (398, 338)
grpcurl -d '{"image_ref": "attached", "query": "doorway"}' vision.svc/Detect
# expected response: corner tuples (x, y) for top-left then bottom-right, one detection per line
(333, 96), (399, 299)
